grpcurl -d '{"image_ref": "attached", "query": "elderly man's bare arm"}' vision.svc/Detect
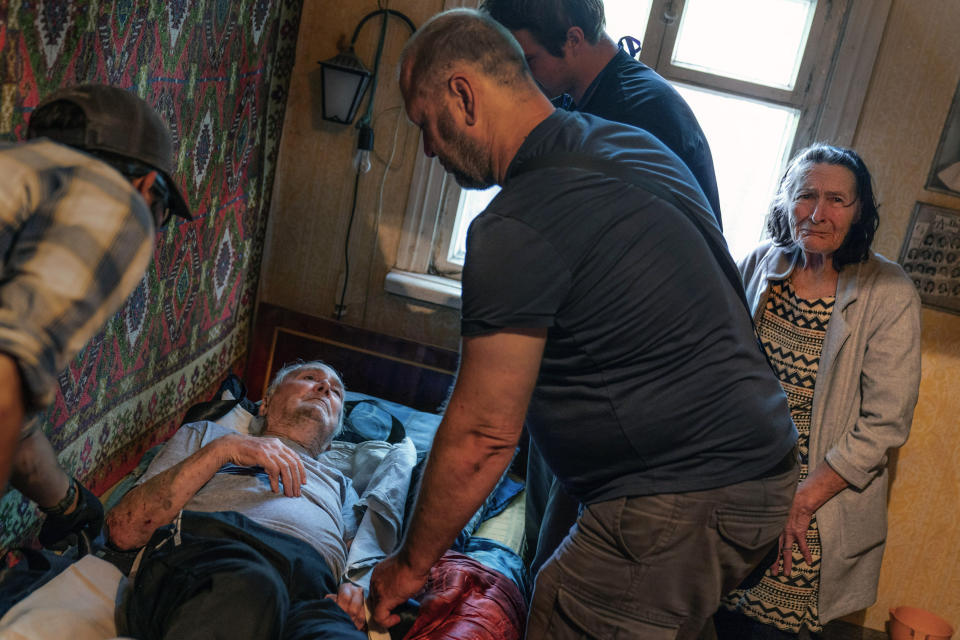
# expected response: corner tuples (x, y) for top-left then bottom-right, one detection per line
(105, 433), (306, 550)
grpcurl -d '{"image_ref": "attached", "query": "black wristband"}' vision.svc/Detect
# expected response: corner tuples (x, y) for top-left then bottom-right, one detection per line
(40, 477), (78, 516)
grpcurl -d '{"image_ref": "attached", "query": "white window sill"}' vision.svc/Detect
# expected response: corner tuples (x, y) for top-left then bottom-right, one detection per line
(384, 270), (462, 310)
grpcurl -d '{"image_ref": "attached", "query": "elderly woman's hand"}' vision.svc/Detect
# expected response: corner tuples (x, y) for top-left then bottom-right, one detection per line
(771, 463), (850, 576)
(773, 494), (815, 576)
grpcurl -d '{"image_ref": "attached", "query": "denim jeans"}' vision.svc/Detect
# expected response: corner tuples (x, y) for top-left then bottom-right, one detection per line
(526, 464), (799, 640)
(118, 511), (366, 640)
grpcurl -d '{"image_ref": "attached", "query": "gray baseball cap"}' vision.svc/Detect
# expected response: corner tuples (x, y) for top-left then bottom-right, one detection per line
(28, 84), (192, 221)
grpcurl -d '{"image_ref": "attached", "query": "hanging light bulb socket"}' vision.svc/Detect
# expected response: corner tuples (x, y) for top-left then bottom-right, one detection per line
(327, 9), (416, 321)
(354, 122), (374, 174)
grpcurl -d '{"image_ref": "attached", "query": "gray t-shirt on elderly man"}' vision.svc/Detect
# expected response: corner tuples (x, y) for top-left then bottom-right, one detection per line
(138, 420), (355, 577)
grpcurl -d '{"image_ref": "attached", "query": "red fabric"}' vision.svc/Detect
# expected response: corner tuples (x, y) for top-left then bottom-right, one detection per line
(403, 551), (526, 640)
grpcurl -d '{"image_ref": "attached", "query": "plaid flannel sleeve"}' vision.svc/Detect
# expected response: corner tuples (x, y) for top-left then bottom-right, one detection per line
(0, 143), (155, 412)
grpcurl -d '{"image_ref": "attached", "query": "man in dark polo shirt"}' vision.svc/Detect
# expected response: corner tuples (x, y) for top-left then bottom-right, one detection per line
(481, 1), (725, 571)
(369, 10), (797, 639)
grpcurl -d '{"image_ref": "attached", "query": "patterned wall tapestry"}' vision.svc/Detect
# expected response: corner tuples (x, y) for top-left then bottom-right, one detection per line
(0, 0), (303, 552)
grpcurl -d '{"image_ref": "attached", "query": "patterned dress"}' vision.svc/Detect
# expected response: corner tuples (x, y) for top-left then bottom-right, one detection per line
(722, 277), (835, 634)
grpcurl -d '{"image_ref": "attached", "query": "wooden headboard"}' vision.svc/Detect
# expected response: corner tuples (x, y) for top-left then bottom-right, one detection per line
(246, 303), (459, 412)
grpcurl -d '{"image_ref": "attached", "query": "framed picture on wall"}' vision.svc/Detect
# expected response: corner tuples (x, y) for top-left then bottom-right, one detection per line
(898, 202), (960, 315)
(927, 81), (960, 196)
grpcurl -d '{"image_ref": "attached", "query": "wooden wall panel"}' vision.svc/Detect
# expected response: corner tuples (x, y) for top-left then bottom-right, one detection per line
(258, 0), (460, 351)
(246, 303), (457, 411)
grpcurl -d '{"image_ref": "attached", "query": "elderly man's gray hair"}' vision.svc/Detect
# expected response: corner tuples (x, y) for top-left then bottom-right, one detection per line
(265, 360), (346, 437)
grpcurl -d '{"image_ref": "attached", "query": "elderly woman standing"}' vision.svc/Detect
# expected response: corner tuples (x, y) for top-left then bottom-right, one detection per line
(716, 144), (921, 638)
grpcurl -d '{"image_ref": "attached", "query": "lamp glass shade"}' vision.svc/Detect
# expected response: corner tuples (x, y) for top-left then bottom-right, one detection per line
(319, 49), (372, 124)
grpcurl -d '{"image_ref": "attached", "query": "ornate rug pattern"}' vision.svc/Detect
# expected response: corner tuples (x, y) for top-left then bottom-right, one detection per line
(0, 0), (304, 551)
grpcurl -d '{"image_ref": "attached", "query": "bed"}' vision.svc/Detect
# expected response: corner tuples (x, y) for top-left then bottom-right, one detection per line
(0, 317), (530, 640)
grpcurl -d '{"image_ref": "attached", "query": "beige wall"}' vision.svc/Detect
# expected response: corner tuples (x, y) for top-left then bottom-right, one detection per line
(261, 0), (960, 632)
(848, 0), (960, 632)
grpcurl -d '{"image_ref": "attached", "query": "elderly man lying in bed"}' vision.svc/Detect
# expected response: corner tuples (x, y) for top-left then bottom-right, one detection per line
(104, 361), (369, 639)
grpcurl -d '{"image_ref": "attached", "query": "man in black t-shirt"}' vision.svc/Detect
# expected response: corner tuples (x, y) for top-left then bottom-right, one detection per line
(369, 10), (797, 639)
(481, 1), (724, 573)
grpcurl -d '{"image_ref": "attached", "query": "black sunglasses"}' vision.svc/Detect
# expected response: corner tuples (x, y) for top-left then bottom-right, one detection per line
(147, 172), (173, 228)
(89, 151), (175, 228)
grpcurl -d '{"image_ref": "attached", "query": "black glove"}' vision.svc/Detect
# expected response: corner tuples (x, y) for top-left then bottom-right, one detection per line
(38, 478), (104, 556)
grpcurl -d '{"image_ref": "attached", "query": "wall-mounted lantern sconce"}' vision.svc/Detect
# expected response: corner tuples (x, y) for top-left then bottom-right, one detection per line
(318, 47), (372, 125)
(321, 9), (416, 321)
(318, 9), (415, 128)
(318, 9), (415, 175)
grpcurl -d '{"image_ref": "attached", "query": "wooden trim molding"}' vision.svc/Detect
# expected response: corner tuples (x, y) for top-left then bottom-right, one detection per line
(247, 303), (459, 411)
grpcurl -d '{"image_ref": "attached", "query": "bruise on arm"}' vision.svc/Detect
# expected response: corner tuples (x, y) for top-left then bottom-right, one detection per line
(106, 442), (224, 549)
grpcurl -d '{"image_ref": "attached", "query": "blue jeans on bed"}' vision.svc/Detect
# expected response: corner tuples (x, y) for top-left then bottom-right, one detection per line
(525, 462), (799, 640)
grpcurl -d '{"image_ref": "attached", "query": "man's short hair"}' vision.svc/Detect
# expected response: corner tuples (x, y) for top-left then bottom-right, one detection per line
(481, 0), (606, 57)
(266, 361), (346, 436)
(401, 8), (531, 96)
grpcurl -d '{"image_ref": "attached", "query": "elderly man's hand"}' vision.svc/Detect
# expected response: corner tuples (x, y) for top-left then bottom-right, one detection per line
(214, 433), (306, 497)
(326, 582), (366, 630)
(368, 553), (429, 628)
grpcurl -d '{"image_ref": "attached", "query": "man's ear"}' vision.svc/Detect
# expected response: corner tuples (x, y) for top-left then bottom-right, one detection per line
(130, 171), (158, 202)
(448, 74), (477, 126)
(564, 26), (586, 56)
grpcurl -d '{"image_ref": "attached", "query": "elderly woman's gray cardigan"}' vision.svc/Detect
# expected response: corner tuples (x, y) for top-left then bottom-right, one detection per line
(738, 242), (921, 623)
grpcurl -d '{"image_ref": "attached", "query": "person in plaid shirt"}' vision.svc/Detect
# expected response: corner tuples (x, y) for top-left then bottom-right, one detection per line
(0, 84), (192, 551)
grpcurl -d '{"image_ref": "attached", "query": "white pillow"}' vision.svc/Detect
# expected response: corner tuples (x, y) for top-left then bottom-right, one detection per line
(214, 390), (262, 435)
(0, 555), (126, 639)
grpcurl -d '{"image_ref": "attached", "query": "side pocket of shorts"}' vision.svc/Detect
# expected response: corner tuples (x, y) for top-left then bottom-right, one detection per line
(714, 507), (786, 551)
(545, 586), (680, 640)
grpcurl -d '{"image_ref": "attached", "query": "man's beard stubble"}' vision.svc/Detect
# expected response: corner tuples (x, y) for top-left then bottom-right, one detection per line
(437, 108), (496, 190)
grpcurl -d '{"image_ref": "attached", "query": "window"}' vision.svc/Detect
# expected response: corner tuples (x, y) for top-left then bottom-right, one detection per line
(388, 0), (889, 306)
(609, 0), (883, 260)
(432, 182), (500, 277)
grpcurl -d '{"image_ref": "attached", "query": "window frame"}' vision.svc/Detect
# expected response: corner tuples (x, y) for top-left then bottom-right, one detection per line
(389, 0), (890, 306)
(638, 0), (889, 147)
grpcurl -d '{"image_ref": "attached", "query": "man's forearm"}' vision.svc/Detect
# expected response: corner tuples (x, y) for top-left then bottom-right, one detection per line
(0, 354), (25, 493)
(11, 430), (71, 506)
(398, 408), (520, 575)
(369, 329), (545, 628)
(105, 443), (223, 549)
(798, 462), (850, 514)
(106, 431), (307, 550)
(394, 329), (543, 576)
(0, 422), (18, 494)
